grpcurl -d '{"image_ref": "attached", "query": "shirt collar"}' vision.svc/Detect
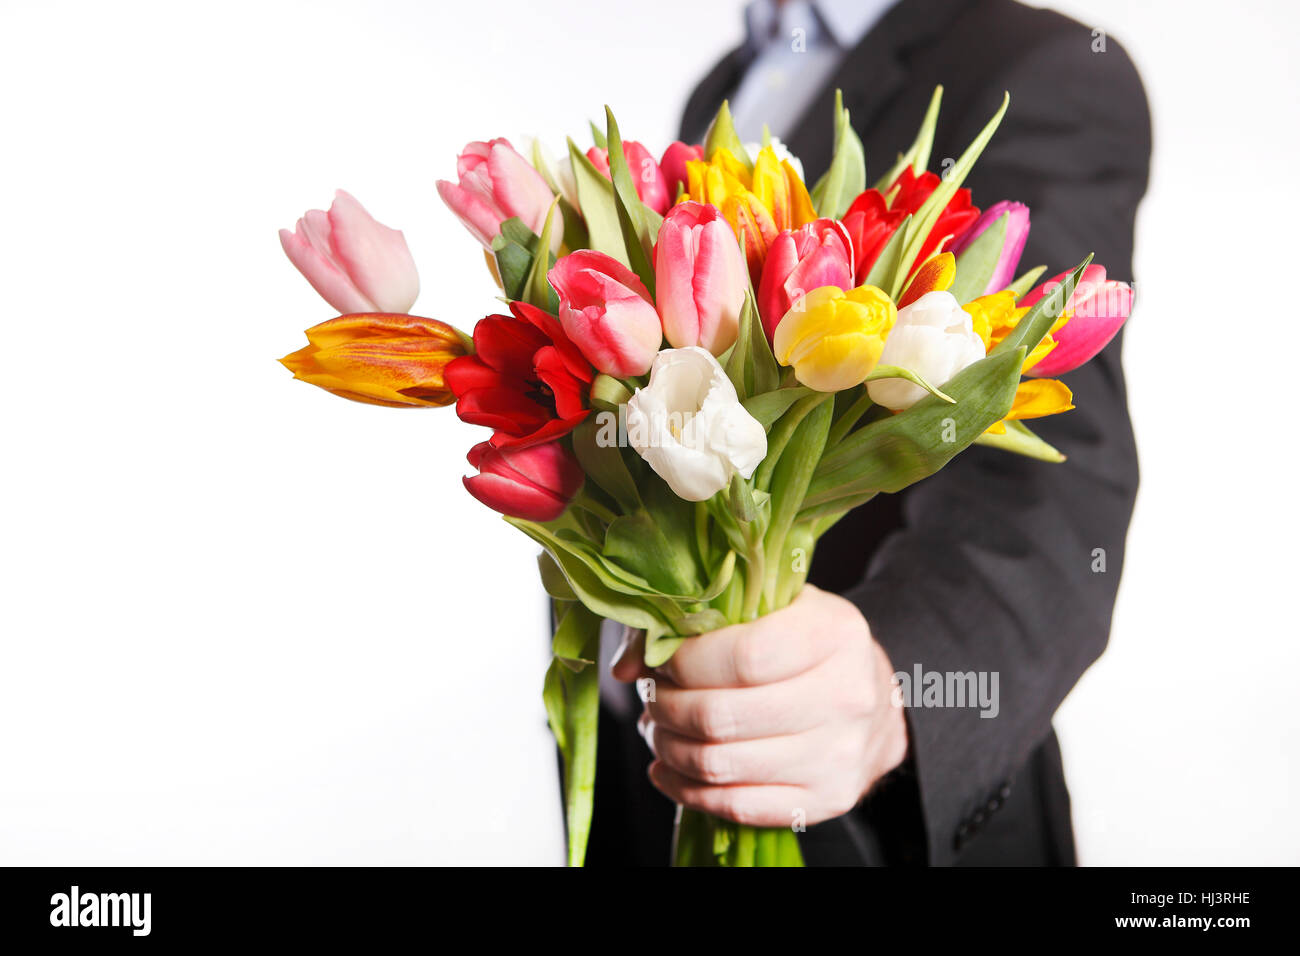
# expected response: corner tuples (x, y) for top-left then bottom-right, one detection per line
(742, 0), (895, 54)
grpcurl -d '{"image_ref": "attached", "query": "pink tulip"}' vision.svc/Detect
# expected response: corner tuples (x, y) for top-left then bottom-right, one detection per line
(586, 141), (671, 215)
(1021, 264), (1134, 377)
(757, 219), (855, 340)
(463, 440), (584, 522)
(279, 190), (419, 315)
(948, 200), (1031, 297)
(548, 250), (662, 377)
(653, 202), (748, 355)
(659, 141), (703, 202)
(436, 138), (561, 251)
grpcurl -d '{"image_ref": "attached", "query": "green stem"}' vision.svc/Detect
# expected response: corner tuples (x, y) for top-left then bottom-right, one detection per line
(826, 389), (874, 448)
(574, 493), (617, 525)
(741, 543), (765, 621)
(755, 392), (832, 491)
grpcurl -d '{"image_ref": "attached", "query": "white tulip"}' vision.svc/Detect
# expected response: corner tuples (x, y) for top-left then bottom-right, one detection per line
(867, 291), (986, 410)
(744, 137), (805, 183)
(625, 347), (767, 501)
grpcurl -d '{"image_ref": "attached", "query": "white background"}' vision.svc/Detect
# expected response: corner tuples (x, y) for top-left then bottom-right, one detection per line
(1, 0), (1296, 865)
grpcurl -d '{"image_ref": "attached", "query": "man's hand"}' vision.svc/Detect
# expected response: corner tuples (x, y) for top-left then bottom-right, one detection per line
(611, 584), (908, 828)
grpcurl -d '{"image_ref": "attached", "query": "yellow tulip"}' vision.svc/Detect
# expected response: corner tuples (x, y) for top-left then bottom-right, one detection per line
(772, 285), (896, 392)
(984, 378), (1075, 434)
(962, 290), (1065, 372)
(280, 313), (470, 407)
(683, 145), (816, 280)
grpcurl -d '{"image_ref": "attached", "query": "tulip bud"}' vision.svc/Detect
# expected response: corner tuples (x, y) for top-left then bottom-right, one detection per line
(586, 141), (671, 215)
(279, 190), (419, 315)
(626, 347), (767, 501)
(772, 285), (897, 393)
(1020, 265), (1133, 378)
(279, 313), (470, 407)
(659, 141), (703, 200)
(867, 291), (986, 410)
(947, 201), (1031, 298)
(548, 250), (663, 377)
(436, 138), (562, 253)
(653, 202), (748, 355)
(462, 440), (584, 522)
(757, 219), (855, 340)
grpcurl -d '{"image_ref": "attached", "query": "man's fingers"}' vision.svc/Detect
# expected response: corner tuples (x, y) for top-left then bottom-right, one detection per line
(642, 719), (818, 787)
(645, 668), (828, 741)
(657, 586), (839, 689)
(647, 761), (812, 828)
(610, 626), (646, 683)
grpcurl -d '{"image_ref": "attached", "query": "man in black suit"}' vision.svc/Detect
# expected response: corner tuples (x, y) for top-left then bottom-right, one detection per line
(591, 0), (1149, 866)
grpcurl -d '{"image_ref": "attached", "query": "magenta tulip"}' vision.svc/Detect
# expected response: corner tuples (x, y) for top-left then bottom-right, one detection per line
(948, 200), (1031, 297)
(1021, 264), (1134, 377)
(279, 190), (419, 315)
(653, 202), (748, 355)
(660, 141), (703, 201)
(757, 219), (855, 340)
(586, 141), (671, 215)
(548, 250), (662, 377)
(436, 138), (561, 251)
(463, 440), (584, 522)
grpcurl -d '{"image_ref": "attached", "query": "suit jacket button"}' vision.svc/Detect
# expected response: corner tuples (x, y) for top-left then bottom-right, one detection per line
(971, 810), (986, 829)
(998, 784), (1012, 800)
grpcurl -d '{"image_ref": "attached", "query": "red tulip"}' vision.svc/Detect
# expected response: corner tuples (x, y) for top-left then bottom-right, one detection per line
(586, 140), (671, 215)
(463, 440), (584, 522)
(842, 167), (980, 284)
(548, 250), (662, 377)
(1020, 265), (1134, 377)
(436, 138), (561, 251)
(659, 141), (703, 201)
(444, 301), (593, 449)
(757, 218), (855, 340)
(653, 201), (748, 354)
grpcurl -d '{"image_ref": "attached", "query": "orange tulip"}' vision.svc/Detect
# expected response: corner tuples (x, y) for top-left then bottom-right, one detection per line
(279, 313), (471, 407)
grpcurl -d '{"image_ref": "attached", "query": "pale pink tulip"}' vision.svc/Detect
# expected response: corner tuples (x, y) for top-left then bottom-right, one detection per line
(279, 190), (419, 314)
(653, 201), (747, 355)
(757, 219), (855, 340)
(436, 138), (561, 251)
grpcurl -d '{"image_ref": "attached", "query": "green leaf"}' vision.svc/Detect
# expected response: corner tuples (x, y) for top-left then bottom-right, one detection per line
(762, 397), (834, 602)
(552, 601), (600, 669)
(862, 214), (910, 289)
(993, 255), (1091, 358)
(742, 386), (812, 429)
(528, 139), (588, 253)
(568, 137), (628, 265)
(490, 217), (541, 300)
(507, 518), (665, 631)
(872, 86), (943, 191)
(804, 348), (1024, 510)
(522, 199), (560, 312)
(1007, 264), (1047, 299)
(604, 511), (700, 596)
(702, 100), (752, 171)
(810, 89), (866, 219)
(589, 120), (607, 150)
(728, 473), (757, 523)
(643, 620), (682, 668)
(604, 107), (658, 296)
(948, 211), (1008, 304)
(975, 419), (1066, 462)
(725, 290), (778, 399)
(891, 92), (1009, 298)
(537, 550), (576, 601)
(571, 417), (640, 512)
(589, 373), (632, 412)
(543, 658), (569, 759)
(862, 364), (956, 403)
(755, 391), (832, 491)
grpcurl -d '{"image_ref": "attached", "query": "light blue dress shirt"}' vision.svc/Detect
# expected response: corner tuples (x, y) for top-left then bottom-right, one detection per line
(729, 0), (898, 143)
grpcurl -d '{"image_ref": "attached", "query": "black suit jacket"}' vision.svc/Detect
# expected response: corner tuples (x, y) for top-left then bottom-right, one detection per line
(586, 0), (1149, 866)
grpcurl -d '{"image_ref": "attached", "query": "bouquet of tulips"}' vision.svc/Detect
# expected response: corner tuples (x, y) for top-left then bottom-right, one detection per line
(278, 87), (1133, 866)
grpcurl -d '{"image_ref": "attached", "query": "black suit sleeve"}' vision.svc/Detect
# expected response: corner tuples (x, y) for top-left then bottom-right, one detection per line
(844, 30), (1150, 866)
